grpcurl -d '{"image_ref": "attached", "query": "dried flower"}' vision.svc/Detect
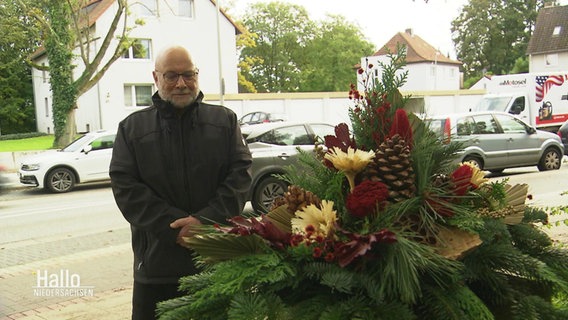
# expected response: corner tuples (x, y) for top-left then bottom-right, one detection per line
(346, 180), (389, 218)
(324, 147), (375, 191)
(451, 162), (488, 196)
(291, 200), (337, 239)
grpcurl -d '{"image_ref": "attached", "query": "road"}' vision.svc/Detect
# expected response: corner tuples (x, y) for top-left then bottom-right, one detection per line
(0, 163), (567, 317)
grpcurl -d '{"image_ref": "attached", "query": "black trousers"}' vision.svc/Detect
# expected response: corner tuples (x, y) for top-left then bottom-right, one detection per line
(132, 281), (183, 320)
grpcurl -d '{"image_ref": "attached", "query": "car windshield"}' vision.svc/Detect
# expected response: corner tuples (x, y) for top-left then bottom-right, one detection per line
(474, 96), (512, 112)
(61, 134), (90, 152)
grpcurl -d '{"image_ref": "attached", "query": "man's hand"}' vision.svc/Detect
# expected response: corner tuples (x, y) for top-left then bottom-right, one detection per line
(170, 216), (202, 248)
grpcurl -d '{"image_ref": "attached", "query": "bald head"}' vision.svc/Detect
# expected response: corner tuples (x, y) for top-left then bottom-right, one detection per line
(152, 46), (200, 109)
(154, 46), (193, 71)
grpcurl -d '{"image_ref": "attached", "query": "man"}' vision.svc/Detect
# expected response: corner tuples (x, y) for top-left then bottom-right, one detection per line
(110, 46), (252, 320)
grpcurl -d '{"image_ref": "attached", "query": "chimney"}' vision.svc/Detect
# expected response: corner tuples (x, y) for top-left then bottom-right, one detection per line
(405, 28), (413, 36)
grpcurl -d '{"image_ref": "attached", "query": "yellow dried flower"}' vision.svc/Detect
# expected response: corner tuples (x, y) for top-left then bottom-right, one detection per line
(465, 162), (489, 187)
(324, 147), (375, 191)
(291, 200), (337, 238)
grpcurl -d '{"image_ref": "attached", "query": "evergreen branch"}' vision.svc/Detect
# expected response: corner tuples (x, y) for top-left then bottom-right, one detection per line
(185, 233), (271, 264)
(418, 284), (493, 320)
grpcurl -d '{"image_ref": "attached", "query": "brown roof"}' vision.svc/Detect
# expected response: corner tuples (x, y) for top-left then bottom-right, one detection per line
(373, 29), (461, 66)
(527, 4), (568, 55)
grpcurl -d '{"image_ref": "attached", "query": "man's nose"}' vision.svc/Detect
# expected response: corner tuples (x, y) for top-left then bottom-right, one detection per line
(175, 75), (187, 87)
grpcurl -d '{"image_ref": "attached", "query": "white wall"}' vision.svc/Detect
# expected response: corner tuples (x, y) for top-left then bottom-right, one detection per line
(32, 0), (239, 133)
(529, 52), (568, 73)
(359, 56), (461, 92)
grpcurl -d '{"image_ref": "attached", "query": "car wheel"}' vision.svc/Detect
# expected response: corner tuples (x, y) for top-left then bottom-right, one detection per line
(252, 176), (288, 214)
(462, 156), (483, 170)
(537, 148), (561, 171)
(46, 168), (75, 193)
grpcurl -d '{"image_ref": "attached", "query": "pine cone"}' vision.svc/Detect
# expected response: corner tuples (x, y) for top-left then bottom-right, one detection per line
(270, 185), (322, 214)
(358, 134), (416, 203)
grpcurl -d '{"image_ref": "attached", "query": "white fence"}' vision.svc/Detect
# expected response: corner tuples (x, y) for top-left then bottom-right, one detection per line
(207, 89), (486, 127)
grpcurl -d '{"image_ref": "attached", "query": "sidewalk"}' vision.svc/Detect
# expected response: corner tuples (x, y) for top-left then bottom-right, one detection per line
(1, 287), (132, 320)
(1, 237), (134, 320)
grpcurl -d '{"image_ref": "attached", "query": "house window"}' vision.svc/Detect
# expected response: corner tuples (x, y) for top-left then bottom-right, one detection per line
(124, 85), (153, 107)
(132, 0), (157, 16)
(44, 97), (49, 117)
(179, 0), (194, 17)
(122, 39), (152, 59)
(553, 26), (561, 36)
(545, 54), (558, 66)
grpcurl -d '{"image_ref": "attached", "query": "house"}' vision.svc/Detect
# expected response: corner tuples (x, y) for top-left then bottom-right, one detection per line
(526, 4), (568, 72)
(359, 28), (462, 92)
(31, 0), (242, 134)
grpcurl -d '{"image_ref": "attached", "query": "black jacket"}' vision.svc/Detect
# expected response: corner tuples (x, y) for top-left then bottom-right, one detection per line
(110, 91), (252, 284)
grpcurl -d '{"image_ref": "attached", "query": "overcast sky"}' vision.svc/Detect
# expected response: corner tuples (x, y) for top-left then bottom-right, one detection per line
(229, 0), (568, 60)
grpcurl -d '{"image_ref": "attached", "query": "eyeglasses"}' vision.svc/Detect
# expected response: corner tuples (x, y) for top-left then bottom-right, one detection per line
(157, 69), (199, 84)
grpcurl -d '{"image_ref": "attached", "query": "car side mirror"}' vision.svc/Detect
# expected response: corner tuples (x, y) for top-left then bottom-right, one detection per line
(83, 144), (93, 154)
(527, 126), (536, 134)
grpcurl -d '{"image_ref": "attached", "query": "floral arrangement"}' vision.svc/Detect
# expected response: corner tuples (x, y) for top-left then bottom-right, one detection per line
(158, 47), (568, 320)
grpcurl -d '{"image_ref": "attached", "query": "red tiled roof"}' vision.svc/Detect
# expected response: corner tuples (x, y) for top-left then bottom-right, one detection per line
(373, 29), (461, 66)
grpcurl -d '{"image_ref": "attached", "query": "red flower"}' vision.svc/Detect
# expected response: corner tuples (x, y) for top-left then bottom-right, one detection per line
(451, 164), (474, 196)
(312, 247), (323, 258)
(346, 180), (389, 218)
(389, 109), (413, 148)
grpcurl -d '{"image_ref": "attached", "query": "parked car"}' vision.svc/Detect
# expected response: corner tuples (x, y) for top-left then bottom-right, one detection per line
(241, 121), (336, 213)
(426, 111), (564, 173)
(19, 130), (116, 193)
(0, 164), (9, 194)
(239, 111), (287, 126)
(557, 119), (568, 155)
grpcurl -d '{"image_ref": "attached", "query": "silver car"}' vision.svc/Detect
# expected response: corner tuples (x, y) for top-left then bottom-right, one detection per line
(241, 122), (336, 213)
(427, 111), (564, 173)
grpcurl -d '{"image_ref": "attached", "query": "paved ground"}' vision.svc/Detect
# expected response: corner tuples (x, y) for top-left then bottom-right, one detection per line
(0, 228), (133, 319)
(1, 173), (133, 319)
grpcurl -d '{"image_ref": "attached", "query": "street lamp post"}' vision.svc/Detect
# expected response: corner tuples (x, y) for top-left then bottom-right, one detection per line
(215, 0), (225, 105)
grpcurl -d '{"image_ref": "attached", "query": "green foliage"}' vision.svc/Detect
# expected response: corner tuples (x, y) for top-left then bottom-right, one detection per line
(451, 0), (545, 79)
(300, 15), (375, 92)
(348, 44), (409, 150)
(238, 2), (375, 93)
(418, 284), (493, 320)
(279, 148), (347, 212)
(0, 0), (39, 134)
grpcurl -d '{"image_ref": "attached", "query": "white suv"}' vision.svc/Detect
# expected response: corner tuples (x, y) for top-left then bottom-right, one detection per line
(19, 130), (116, 193)
(426, 111), (564, 173)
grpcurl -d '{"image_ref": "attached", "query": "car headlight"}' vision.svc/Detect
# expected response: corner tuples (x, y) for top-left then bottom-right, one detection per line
(21, 164), (40, 171)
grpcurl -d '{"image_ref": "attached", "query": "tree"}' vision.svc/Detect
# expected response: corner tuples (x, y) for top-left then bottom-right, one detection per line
(300, 15), (375, 92)
(240, 2), (315, 93)
(239, 2), (375, 93)
(0, 1), (39, 134)
(18, 0), (137, 147)
(451, 0), (547, 82)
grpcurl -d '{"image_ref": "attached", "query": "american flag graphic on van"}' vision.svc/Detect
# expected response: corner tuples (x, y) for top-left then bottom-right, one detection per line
(535, 74), (568, 102)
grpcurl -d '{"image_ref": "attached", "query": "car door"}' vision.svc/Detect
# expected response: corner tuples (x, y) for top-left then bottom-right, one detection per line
(493, 113), (541, 166)
(74, 134), (115, 182)
(468, 114), (509, 169)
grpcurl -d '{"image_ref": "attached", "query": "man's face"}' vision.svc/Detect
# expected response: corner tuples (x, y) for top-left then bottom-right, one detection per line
(153, 49), (199, 109)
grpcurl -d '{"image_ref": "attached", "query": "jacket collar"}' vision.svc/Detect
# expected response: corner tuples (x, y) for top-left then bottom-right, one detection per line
(152, 91), (204, 117)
